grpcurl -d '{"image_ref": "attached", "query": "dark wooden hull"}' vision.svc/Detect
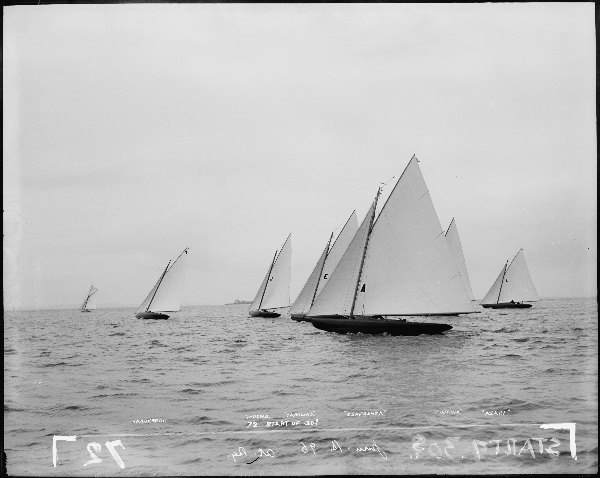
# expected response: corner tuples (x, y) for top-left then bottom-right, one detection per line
(291, 313), (310, 322)
(135, 312), (170, 320)
(309, 316), (452, 336)
(80, 310), (92, 313)
(481, 302), (532, 309)
(249, 309), (281, 318)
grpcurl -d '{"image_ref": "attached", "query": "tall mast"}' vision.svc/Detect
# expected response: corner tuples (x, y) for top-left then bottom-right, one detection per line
(309, 232), (334, 308)
(81, 286), (92, 310)
(350, 187), (381, 318)
(496, 261), (508, 304)
(146, 261), (171, 312)
(257, 250), (278, 310)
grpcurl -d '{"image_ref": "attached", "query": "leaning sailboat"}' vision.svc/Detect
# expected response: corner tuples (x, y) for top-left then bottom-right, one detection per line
(307, 155), (476, 336)
(290, 211), (359, 321)
(80, 285), (98, 312)
(135, 248), (189, 320)
(249, 234), (292, 318)
(481, 248), (538, 309)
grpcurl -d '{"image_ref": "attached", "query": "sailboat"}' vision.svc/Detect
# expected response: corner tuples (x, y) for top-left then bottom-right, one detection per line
(249, 235), (292, 318)
(306, 155), (477, 336)
(444, 218), (476, 303)
(290, 211), (359, 321)
(135, 248), (189, 320)
(80, 285), (98, 312)
(481, 248), (539, 309)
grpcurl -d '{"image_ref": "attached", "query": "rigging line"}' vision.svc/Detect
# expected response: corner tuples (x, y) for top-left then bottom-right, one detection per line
(372, 155), (417, 229)
(350, 188), (381, 318)
(146, 261), (171, 312)
(257, 250), (278, 311)
(496, 261), (508, 304)
(310, 232), (334, 308)
(329, 210), (356, 248)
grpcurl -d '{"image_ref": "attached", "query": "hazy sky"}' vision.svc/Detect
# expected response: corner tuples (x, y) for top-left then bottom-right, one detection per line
(3, 3), (596, 309)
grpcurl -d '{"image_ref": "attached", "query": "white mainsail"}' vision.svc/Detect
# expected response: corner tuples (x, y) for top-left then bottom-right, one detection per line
(80, 285), (98, 311)
(481, 263), (507, 305)
(308, 155), (475, 317)
(290, 238), (330, 316)
(498, 249), (539, 303)
(136, 248), (189, 314)
(481, 249), (539, 304)
(307, 202), (377, 317)
(445, 218), (475, 301)
(250, 235), (292, 311)
(315, 211), (359, 297)
(354, 157), (474, 316)
(249, 255), (275, 312)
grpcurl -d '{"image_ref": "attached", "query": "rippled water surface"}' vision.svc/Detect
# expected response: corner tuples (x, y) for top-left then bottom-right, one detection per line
(4, 298), (598, 475)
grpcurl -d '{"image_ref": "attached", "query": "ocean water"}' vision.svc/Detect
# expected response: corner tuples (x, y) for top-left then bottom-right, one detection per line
(4, 298), (598, 475)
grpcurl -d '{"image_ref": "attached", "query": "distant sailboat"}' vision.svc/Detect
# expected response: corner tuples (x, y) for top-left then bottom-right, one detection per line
(445, 218), (476, 302)
(135, 248), (189, 320)
(307, 155), (477, 336)
(481, 248), (539, 309)
(249, 235), (292, 318)
(80, 285), (98, 312)
(290, 211), (359, 321)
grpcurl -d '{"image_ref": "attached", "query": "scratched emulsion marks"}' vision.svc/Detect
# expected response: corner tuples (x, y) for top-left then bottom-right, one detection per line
(3, 298), (598, 475)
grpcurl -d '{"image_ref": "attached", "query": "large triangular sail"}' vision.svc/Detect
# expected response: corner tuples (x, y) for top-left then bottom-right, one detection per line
(481, 263), (507, 305)
(249, 252), (276, 312)
(309, 156), (475, 317)
(353, 157), (475, 316)
(315, 211), (359, 297)
(135, 248), (189, 314)
(80, 285), (98, 311)
(498, 249), (539, 303)
(250, 235), (292, 312)
(307, 202), (377, 317)
(445, 218), (475, 301)
(290, 237), (331, 316)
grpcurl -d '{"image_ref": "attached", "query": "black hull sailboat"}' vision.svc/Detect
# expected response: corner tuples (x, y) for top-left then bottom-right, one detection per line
(248, 235), (292, 319)
(134, 248), (189, 321)
(135, 311), (170, 320)
(310, 316), (453, 336)
(480, 249), (539, 309)
(249, 309), (281, 318)
(80, 285), (98, 313)
(291, 313), (310, 322)
(305, 156), (478, 335)
(481, 302), (532, 309)
(290, 212), (359, 323)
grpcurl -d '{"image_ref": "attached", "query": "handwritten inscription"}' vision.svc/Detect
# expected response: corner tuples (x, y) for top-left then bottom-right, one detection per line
(482, 409), (511, 416)
(52, 436), (126, 469)
(435, 409), (462, 415)
(344, 410), (386, 417)
(228, 447), (275, 463)
(131, 418), (165, 424)
(410, 434), (565, 461)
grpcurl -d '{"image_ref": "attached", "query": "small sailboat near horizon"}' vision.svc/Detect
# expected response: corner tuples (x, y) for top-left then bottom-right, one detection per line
(481, 248), (538, 309)
(80, 285), (98, 312)
(306, 155), (478, 336)
(290, 211), (359, 322)
(249, 234), (292, 318)
(135, 248), (189, 320)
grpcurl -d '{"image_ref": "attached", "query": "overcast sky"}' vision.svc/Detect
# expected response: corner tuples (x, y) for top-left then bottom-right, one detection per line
(3, 3), (596, 309)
